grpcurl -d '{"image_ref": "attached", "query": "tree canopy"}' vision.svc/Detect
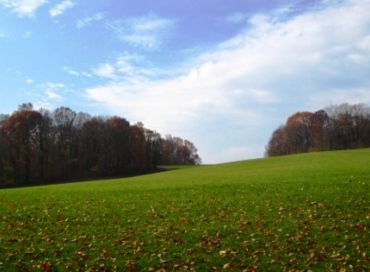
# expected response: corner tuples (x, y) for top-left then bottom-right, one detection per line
(266, 103), (370, 156)
(0, 104), (201, 187)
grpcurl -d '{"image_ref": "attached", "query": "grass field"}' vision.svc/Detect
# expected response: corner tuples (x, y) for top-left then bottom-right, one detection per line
(0, 149), (369, 271)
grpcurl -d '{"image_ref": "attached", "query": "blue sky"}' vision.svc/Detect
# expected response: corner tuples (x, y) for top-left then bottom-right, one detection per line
(1, 0), (370, 163)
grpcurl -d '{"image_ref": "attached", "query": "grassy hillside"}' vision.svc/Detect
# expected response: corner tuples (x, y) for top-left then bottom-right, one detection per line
(0, 149), (369, 271)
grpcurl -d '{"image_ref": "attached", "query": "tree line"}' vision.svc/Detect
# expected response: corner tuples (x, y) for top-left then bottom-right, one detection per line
(0, 103), (201, 187)
(266, 103), (370, 156)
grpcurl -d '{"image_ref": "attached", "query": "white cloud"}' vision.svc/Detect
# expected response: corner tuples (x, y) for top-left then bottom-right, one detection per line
(310, 89), (370, 107)
(107, 14), (176, 50)
(86, 0), (370, 163)
(76, 13), (104, 29)
(49, 0), (75, 17)
(347, 53), (368, 63)
(25, 78), (34, 84)
(63, 66), (79, 76)
(63, 66), (92, 77)
(89, 54), (159, 82)
(358, 35), (370, 50)
(31, 82), (65, 109)
(93, 64), (116, 79)
(46, 90), (62, 100)
(0, 0), (47, 17)
(43, 82), (64, 100)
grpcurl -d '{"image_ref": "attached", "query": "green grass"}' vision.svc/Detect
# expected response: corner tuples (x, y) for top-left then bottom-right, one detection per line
(158, 165), (199, 171)
(0, 149), (369, 271)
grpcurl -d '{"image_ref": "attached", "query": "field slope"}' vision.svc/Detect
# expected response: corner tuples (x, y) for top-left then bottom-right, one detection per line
(0, 149), (369, 271)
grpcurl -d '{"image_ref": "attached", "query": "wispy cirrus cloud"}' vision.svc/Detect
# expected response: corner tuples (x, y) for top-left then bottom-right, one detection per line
(0, 0), (47, 17)
(49, 0), (75, 17)
(28, 82), (65, 110)
(76, 12), (104, 29)
(25, 78), (34, 84)
(63, 66), (92, 78)
(43, 82), (64, 101)
(106, 13), (177, 50)
(89, 53), (163, 81)
(93, 63), (117, 79)
(86, 0), (370, 163)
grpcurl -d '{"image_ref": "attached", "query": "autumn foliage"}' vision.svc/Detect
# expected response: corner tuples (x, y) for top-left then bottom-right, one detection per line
(0, 104), (201, 187)
(266, 103), (370, 156)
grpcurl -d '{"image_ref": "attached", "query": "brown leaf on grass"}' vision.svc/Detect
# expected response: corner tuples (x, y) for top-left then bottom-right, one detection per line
(288, 258), (297, 266)
(102, 248), (109, 257)
(242, 266), (257, 272)
(212, 238), (221, 246)
(173, 263), (181, 270)
(126, 260), (136, 271)
(24, 247), (35, 254)
(39, 263), (52, 272)
(219, 250), (227, 257)
(179, 217), (188, 223)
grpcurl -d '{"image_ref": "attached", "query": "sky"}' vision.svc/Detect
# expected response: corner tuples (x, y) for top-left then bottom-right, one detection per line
(0, 0), (370, 163)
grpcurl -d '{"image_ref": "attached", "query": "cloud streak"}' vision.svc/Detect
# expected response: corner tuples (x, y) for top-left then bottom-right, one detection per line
(106, 14), (176, 50)
(93, 64), (116, 79)
(63, 66), (92, 78)
(0, 0), (47, 17)
(76, 13), (104, 29)
(49, 0), (75, 17)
